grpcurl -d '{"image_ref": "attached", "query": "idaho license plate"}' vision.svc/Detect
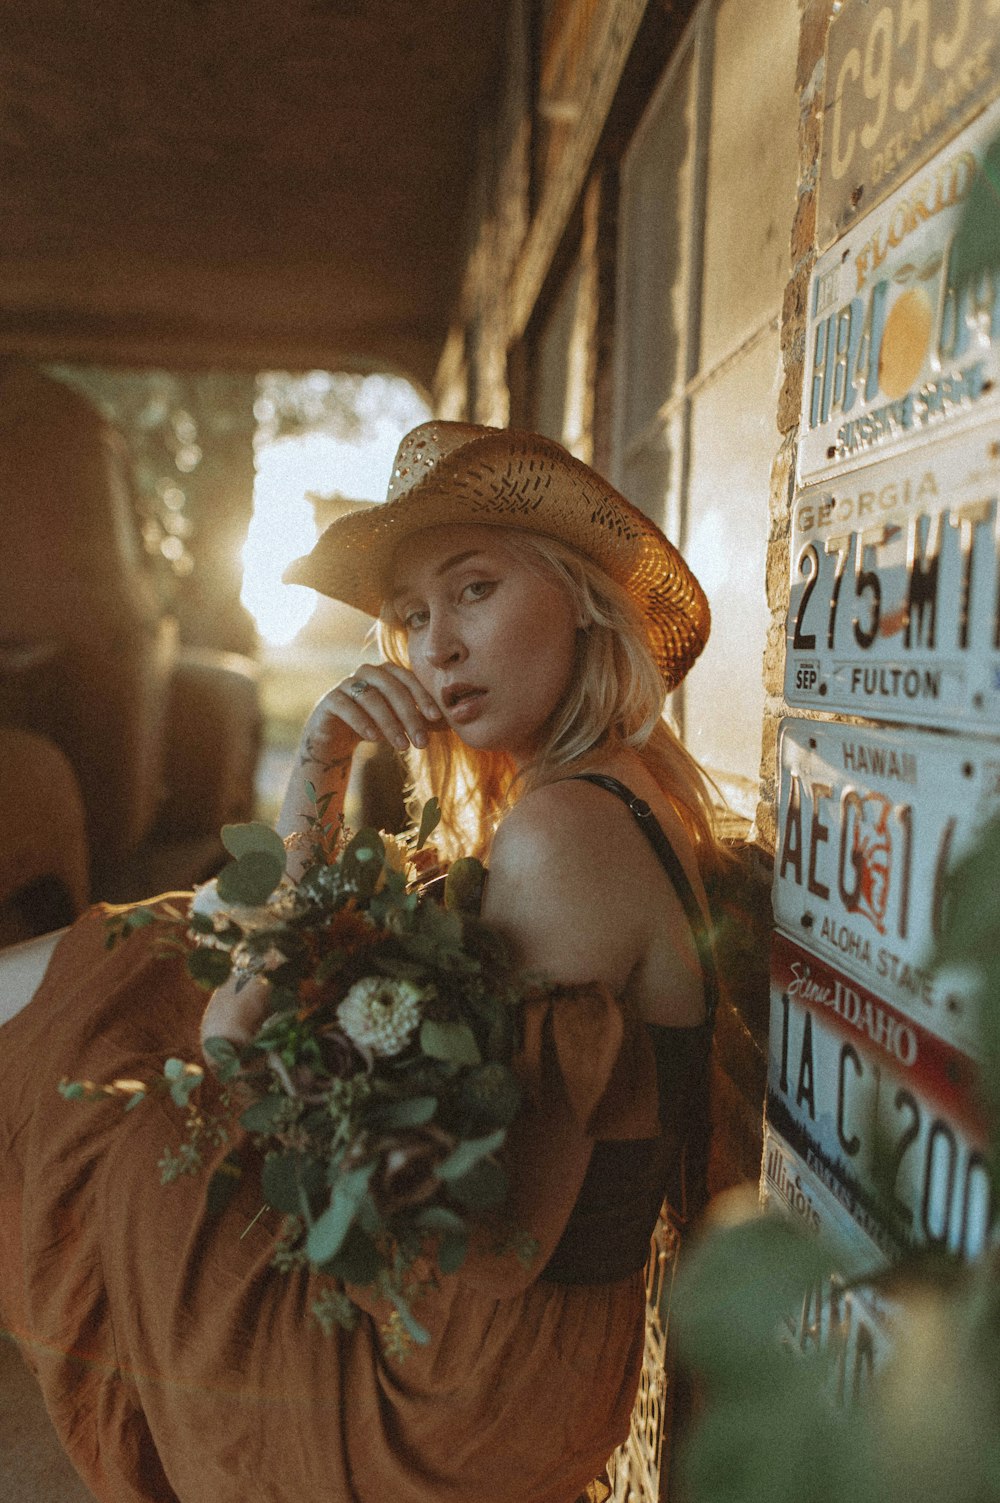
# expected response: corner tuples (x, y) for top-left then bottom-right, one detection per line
(768, 933), (990, 1263)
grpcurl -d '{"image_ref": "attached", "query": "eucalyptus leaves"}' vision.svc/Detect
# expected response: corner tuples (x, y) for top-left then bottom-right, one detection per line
(61, 797), (533, 1349)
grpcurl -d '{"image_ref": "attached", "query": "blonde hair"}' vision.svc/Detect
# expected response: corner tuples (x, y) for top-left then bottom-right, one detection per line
(377, 529), (725, 868)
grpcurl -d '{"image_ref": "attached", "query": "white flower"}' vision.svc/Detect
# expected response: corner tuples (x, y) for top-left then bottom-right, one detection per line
(231, 941), (288, 975)
(379, 833), (416, 883)
(336, 977), (427, 1057)
(189, 879), (230, 930)
(189, 879), (297, 936)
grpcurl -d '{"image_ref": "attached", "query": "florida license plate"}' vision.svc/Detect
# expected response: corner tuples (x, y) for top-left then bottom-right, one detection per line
(800, 93), (1000, 483)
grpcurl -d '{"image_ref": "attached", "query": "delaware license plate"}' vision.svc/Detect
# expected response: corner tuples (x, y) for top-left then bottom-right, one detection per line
(800, 93), (1000, 483)
(773, 717), (1000, 1053)
(785, 424), (1000, 728)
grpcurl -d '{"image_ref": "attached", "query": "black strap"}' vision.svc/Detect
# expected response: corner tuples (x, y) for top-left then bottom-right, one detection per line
(568, 773), (718, 1021)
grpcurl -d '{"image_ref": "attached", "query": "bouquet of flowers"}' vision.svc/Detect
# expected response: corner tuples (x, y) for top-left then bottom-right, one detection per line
(61, 792), (534, 1349)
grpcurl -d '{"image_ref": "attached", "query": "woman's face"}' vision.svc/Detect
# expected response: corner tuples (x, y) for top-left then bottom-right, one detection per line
(389, 525), (579, 765)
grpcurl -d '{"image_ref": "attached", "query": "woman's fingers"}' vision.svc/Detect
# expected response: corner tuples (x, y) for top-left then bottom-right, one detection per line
(323, 664), (442, 752)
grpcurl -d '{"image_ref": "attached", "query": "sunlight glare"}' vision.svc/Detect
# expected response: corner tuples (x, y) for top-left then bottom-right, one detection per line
(240, 434), (336, 646)
(241, 378), (430, 648)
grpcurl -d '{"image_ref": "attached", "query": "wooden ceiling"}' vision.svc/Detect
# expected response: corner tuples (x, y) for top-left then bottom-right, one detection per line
(0, 1), (511, 387)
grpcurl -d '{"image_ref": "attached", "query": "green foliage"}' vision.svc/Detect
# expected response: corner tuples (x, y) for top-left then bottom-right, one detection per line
(436, 1129), (507, 1182)
(419, 1018), (482, 1068)
(186, 947), (233, 989)
(68, 794), (532, 1349)
(415, 796), (442, 851)
(104, 904), (158, 950)
(159, 1140), (205, 1183)
(459, 1062), (522, 1131)
(447, 1157), (507, 1211)
(444, 856), (486, 913)
(163, 1057), (204, 1108)
(257, 1151), (310, 1217)
(216, 850), (285, 907)
(311, 1283), (360, 1335)
(323, 1225), (384, 1286)
(950, 131), (1000, 289)
(201, 1035), (242, 1083)
(221, 821), (287, 865)
(240, 1093), (293, 1135)
(307, 1166), (376, 1264)
(365, 1095), (438, 1130)
(934, 814), (1000, 1192)
(386, 1283), (432, 1347)
(675, 1216), (838, 1391)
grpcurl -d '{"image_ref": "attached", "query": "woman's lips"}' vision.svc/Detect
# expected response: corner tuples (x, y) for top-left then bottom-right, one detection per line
(443, 685), (487, 724)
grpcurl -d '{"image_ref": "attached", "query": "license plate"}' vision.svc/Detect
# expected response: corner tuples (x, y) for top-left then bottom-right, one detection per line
(764, 1125), (896, 1398)
(786, 424), (1000, 728)
(763, 1118), (888, 1270)
(773, 717), (1000, 1053)
(817, 0), (1000, 248)
(768, 934), (990, 1263)
(800, 94), (1000, 483)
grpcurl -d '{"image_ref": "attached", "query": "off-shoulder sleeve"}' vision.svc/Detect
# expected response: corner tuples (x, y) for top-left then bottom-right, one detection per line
(458, 981), (659, 1296)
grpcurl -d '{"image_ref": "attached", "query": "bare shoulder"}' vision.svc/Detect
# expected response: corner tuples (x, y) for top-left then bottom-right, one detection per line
(483, 780), (644, 989)
(488, 779), (611, 875)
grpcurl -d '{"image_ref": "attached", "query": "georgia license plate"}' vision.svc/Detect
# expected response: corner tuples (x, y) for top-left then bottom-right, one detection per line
(785, 423), (1000, 729)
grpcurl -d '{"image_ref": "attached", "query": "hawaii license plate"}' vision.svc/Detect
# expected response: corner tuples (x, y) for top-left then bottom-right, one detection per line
(772, 717), (1000, 1053)
(785, 423), (1000, 729)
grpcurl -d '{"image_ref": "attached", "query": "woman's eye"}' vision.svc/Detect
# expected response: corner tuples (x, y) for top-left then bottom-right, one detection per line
(462, 579), (495, 603)
(403, 607), (429, 631)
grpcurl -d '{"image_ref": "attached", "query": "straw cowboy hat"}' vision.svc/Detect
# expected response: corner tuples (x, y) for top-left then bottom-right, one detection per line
(284, 421), (710, 690)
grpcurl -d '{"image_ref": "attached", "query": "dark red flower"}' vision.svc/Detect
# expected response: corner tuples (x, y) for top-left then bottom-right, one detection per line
(369, 1126), (455, 1213)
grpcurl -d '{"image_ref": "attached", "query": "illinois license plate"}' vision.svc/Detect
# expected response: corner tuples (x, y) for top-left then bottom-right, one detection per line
(786, 424), (1000, 728)
(773, 716), (1000, 1053)
(768, 933), (990, 1264)
(800, 93), (1000, 483)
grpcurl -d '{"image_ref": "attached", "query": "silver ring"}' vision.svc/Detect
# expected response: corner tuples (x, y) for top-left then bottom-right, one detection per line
(348, 678), (371, 700)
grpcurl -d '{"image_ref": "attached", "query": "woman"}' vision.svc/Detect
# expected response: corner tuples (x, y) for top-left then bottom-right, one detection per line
(0, 422), (723, 1503)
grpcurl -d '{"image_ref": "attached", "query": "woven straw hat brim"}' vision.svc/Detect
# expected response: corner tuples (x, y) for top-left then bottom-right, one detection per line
(284, 429), (710, 690)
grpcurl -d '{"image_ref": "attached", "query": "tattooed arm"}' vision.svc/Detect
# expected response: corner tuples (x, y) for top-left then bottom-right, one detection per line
(275, 723), (355, 883)
(276, 664), (442, 879)
(200, 665), (442, 1055)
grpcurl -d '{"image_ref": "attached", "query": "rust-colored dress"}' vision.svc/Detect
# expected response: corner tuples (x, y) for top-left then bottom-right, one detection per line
(0, 906), (667, 1503)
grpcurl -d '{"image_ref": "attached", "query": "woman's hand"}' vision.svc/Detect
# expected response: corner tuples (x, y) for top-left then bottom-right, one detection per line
(276, 664), (443, 857)
(311, 663), (444, 756)
(200, 972), (270, 1058)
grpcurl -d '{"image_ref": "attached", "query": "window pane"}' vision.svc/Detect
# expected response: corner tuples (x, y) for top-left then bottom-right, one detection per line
(620, 407), (686, 537)
(682, 331), (780, 794)
(534, 253), (594, 460)
(534, 257), (582, 447)
(699, 0), (798, 372)
(617, 44), (696, 442)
